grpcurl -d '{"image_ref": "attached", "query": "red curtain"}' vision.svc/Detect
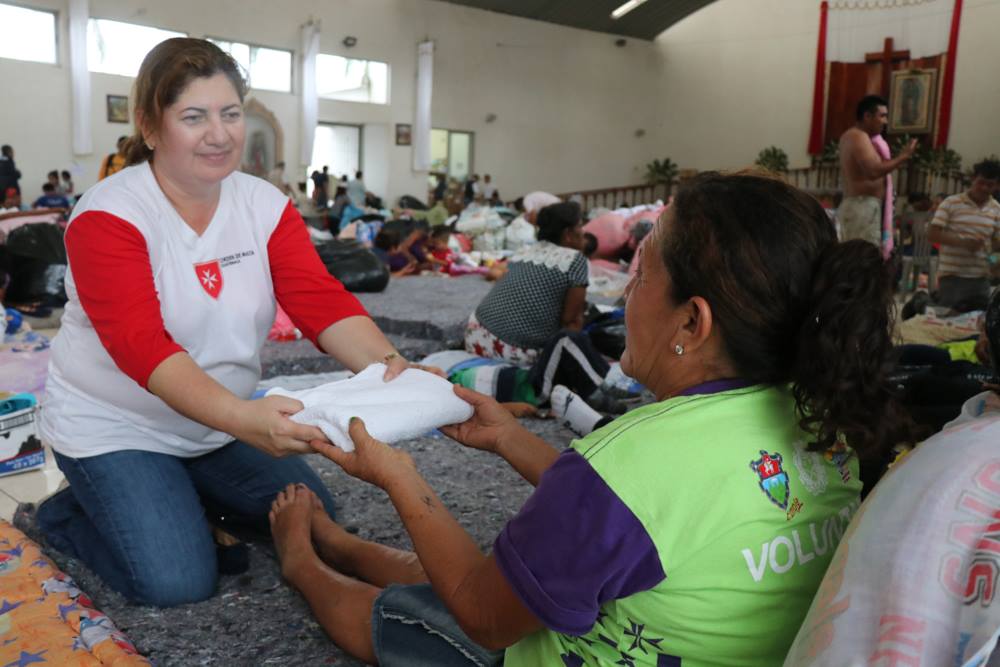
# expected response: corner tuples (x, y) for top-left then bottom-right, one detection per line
(936, 0), (963, 147)
(808, 1), (829, 154)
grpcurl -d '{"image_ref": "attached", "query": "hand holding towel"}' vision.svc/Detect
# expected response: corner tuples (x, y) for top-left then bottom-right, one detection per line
(267, 363), (474, 452)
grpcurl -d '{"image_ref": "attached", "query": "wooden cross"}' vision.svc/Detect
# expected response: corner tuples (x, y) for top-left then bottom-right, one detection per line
(865, 37), (911, 97)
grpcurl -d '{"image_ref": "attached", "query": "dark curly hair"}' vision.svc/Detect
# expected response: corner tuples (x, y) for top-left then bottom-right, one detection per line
(663, 171), (914, 460)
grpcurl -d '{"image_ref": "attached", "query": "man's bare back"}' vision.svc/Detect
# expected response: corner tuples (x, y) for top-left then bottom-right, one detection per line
(840, 127), (886, 200)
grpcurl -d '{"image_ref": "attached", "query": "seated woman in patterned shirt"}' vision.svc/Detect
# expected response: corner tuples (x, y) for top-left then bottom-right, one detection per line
(268, 172), (917, 666)
(464, 200), (624, 412)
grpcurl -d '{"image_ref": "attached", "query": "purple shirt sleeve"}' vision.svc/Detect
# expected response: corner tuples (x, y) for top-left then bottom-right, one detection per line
(492, 449), (665, 636)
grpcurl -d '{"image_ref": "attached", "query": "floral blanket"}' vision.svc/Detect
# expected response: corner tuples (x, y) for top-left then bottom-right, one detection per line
(0, 520), (150, 666)
(0, 327), (50, 398)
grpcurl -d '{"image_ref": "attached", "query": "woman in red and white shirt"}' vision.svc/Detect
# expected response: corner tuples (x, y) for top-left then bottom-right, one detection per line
(37, 38), (412, 607)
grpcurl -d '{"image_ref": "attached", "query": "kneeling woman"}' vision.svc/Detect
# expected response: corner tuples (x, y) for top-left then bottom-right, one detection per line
(466, 200), (621, 410)
(272, 173), (914, 665)
(37, 39), (418, 607)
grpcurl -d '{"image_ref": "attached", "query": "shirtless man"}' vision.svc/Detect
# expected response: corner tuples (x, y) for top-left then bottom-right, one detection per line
(838, 94), (917, 248)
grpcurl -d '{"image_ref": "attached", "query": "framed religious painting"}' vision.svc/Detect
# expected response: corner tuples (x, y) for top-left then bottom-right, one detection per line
(240, 98), (284, 178)
(395, 123), (412, 146)
(889, 69), (937, 135)
(106, 95), (129, 123)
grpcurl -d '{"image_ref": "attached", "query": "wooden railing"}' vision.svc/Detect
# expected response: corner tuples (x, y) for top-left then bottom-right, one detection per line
(559, 165), (968, 214)
(785, 164), (968, 198)
(784, 165), (842, 193)
(557, 182), (671, 212)
(895, 168), (969, 198)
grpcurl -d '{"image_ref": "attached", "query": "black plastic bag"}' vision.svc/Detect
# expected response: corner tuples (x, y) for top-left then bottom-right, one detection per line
(315, 239), (389, 293)
(398, 195), (427, 211)
(585, 310), (627, 360)
(4, 223), (68, 305)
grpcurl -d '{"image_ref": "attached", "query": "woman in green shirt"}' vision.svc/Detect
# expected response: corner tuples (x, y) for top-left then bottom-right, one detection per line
(269, 172), (915, 666)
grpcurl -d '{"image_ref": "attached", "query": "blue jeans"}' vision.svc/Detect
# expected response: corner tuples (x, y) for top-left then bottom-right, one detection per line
(372, 584), (504, 667)
(36, 441), (336, 607)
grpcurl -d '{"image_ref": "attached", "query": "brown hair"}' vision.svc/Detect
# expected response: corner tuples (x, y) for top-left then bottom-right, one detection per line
(124, 38), (247, 166)
(663, 171), (914, 460)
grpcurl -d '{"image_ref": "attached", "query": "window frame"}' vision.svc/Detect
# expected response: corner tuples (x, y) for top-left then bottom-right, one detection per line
(315, 53), (391, 106)
(86, 16), (187, 78)
(0, 1), (59, 66)
(206, 36), (294, 94)
(306, 122), (364, 198)
(430, 128), (475, 181)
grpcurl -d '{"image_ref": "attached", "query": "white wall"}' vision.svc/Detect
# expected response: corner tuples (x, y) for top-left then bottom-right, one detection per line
(652, 0), (1000, 173)
(0, 0), (666, 205)
(947, 0), (1000, 167)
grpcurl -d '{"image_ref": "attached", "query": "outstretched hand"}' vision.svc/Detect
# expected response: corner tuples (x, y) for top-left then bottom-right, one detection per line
(310, 417), (415, 489)
(231, 395), (326, 457)
(440, 385), (523, 454)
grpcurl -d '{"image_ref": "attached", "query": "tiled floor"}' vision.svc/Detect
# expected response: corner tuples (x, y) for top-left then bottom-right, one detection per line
(0, 445), (65, 521)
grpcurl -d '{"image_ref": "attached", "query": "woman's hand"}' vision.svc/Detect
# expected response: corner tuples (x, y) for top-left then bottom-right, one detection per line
(440, 385), (523, 454)
(229, 396), (327, 457)
(310, 418), (415, 489)
(382, 354), (446, 381)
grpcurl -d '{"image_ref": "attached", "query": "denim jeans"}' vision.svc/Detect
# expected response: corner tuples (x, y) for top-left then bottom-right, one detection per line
(36, 441), (336, 607)
(372, 584), (504, 667)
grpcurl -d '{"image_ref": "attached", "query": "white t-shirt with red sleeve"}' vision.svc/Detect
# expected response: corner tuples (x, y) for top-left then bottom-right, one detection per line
(42, 162), (368, 459)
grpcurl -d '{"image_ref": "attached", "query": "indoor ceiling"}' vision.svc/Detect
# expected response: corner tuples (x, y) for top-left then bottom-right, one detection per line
(434, 0), (716, 41)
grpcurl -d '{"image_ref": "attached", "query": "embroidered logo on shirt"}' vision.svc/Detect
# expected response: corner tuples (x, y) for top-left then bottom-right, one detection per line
(750, 450), (790, 510)
(193, 260), (223, 299)
(786, 497), (804, 521)
(792, 439), (828, 496)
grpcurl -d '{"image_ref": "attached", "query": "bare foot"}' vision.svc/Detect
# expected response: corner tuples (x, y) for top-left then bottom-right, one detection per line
(309, 492), (356, 572)
(269, 483), (319, 581)
(309, 491), (426, 586)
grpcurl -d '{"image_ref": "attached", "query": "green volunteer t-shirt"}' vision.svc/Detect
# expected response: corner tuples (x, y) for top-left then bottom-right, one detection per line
(503, 384), (861, 666)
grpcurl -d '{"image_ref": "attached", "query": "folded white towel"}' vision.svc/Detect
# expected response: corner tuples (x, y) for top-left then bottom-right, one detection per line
(266, 363), (474, 452)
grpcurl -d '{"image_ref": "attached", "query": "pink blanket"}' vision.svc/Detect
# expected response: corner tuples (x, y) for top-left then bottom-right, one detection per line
(871, 135), (894, 259)
(584, 212), (633, 260)
(0, 213), (61, 244)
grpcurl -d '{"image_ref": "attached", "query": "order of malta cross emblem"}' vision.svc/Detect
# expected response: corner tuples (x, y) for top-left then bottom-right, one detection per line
(750, 450), (790, 510)
(193, 260), (223, 299)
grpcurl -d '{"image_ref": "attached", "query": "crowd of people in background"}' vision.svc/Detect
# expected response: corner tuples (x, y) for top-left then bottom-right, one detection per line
(0, 145), (78, 214)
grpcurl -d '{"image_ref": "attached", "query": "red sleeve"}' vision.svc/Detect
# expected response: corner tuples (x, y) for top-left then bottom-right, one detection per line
(268, 201), (369, 346)
(65, 212), (185, 388)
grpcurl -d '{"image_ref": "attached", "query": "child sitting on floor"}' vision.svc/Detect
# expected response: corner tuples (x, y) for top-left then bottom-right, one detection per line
(60, 170), (75, 200)
(32, 183), (70, 210)
(1, 187), (23, 213)
(427, 226), (454, 272)
(372, 229), (417, 277)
